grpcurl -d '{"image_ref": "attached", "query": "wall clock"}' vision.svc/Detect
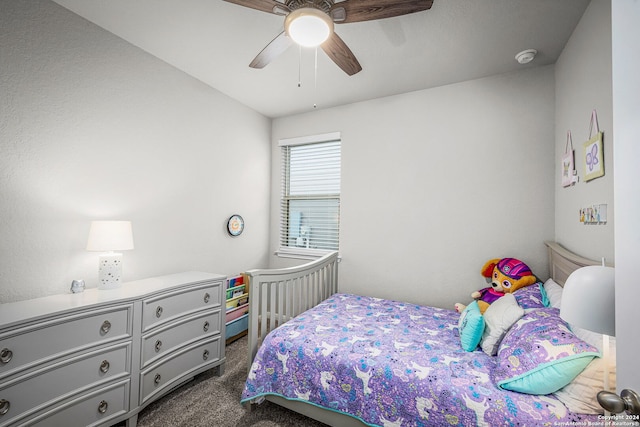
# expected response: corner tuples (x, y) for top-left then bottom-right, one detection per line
(227, 214), (244, 236)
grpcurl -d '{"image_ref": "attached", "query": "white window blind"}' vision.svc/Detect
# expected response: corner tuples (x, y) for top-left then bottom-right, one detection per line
(279, 133), (341, 257)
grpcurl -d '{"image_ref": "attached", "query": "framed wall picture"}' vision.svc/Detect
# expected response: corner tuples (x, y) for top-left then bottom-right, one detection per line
(583, 132), (604, 182)
(562, 131), (576, 187)
(583, 109), (604, 182)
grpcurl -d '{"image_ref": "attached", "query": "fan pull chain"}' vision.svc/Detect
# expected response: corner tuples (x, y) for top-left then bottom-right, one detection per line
(313, 47), (318, 109)
(297, 45), (302, 88)
(295, 46), (319, 109)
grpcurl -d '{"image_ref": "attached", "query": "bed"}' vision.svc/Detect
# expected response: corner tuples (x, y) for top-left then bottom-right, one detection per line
(240, 242), (614, 426)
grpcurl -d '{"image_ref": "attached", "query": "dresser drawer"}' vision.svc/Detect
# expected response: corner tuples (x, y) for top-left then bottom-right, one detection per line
(140, 336), (221, 404)
(26, 379), (130, 427)
(141, 308), (221, 368)
(142, 282), (221, 332)
(0, 342), (130, 427)
(0, 305), (132, 381)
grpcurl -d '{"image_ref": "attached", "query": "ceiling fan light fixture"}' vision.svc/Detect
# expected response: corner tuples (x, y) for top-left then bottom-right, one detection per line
(285, 8), (334, 48)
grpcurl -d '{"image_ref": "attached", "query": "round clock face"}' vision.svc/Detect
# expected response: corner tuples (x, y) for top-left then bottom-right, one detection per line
(227, 215), (244, 236)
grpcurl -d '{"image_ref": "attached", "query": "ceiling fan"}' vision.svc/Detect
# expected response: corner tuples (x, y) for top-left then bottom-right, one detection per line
(223, 0), (434, 76)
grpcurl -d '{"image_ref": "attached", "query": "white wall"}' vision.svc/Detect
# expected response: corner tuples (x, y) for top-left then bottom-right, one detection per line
(554, 0), (614, 262)
(555, 0), (640, 395)
(271, 66), (556, 309)
(612, 0), (640, 395)
(0, 0), (272, 302)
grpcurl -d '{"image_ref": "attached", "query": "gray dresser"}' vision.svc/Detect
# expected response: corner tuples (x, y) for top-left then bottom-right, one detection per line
(0, 272), (226, 427)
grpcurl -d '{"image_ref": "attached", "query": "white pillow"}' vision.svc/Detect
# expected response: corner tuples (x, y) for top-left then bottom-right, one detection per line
(554, 335), (616, 414)
(543, 278), (563, 309)
(480, 293), (525, 356)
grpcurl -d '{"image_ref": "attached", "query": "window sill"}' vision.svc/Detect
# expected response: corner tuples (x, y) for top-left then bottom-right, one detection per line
(275, 247), (340, 261)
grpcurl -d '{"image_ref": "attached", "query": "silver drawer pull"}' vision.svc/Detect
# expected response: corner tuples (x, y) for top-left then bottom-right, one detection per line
(100, 320), (111, 335)
(0, 399), (10, 416)
(155, 340), (162, 352)
(203, 321), (210, 332)
(203, 293), (210, 303)
(203, 349), (209, 360)
(155, 306), (163, 318)
(99, 360), (110, 373)
(0, 348), (12, 364)
(97, 400), (108, 414)
(154, 373), (162, 386)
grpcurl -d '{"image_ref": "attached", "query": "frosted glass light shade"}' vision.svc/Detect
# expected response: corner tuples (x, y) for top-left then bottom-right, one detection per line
(285, 8), (333, 47)
(86, 221), (134, 251)
(560, 265), (615, 337)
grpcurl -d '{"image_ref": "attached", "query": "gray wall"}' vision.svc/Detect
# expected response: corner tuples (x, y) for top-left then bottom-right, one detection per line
(554, 0), (614, 262)
(271, 66), (557, 309)
(0, 0), (272, 302)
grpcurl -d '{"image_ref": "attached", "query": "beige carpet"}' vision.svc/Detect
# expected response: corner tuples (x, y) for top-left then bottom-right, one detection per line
(134, 335), (328, 427)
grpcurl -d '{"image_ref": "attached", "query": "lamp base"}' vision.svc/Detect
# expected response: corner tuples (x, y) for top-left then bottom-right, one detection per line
(97, 252), (123, 290)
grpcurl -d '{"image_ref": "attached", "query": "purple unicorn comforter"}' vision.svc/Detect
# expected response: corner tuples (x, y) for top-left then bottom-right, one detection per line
(241, 293), (600, 426)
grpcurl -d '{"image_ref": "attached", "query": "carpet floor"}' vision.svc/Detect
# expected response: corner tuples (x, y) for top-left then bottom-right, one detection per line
(133, 335), (328, 427)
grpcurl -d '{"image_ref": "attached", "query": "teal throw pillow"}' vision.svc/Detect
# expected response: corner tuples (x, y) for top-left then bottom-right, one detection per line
(493, 308), (599, 395)
(458, 301), (485, 352)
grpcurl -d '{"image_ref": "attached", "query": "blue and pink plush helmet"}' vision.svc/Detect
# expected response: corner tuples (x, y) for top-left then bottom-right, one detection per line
(495, 258), (533, 280)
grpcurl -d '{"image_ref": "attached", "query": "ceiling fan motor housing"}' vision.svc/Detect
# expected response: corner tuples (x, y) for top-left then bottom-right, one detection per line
(285, 0), (333, 13)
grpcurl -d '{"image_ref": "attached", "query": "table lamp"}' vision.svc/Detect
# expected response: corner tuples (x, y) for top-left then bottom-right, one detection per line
(560, 264), (615, 411)
(86, 220), (134, 290)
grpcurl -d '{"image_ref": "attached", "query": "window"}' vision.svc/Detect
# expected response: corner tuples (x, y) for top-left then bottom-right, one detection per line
(278, 132), (341, 258)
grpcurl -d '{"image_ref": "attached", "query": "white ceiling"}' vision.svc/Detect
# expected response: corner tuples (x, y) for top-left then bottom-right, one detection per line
(52, 0), (590, 118)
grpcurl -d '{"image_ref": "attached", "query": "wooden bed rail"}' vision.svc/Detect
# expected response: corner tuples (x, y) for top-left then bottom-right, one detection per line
(244, 251), (339, 369)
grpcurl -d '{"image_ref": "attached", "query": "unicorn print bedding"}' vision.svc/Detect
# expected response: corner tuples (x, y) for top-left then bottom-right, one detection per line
(241, 293), (602, 426)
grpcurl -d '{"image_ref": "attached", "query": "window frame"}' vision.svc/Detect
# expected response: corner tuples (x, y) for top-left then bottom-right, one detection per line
(276, 132), (341, 260)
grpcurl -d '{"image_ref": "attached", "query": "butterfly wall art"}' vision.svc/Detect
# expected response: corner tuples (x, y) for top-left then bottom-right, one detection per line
(583, 110), (604, 182)
(583, 134), (604, 181)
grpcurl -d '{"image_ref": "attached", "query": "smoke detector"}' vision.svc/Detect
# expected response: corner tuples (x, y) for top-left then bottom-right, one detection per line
(515, 49), (537, 64)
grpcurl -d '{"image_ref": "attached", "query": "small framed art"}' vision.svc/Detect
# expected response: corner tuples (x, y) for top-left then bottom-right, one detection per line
(562, 151), (574, 187)
(562, 131), (577, 187)
(583, 132), (604, 182)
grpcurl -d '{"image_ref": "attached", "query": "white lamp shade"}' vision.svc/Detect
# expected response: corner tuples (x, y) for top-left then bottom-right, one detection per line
(560, 265), (615, 337)
(86, 221), (134, 252)
(285, 8), (334, 47)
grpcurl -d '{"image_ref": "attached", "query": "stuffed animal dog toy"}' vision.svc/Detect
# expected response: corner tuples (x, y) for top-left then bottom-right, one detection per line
(455, 257), (537, 314)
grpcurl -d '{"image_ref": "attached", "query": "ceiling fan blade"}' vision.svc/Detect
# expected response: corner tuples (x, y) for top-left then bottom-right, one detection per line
(223, 0), (289, 15)
(249, 31), (293, 69)
(331, 0), (433, 23)
(321, 33), (362, 76)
